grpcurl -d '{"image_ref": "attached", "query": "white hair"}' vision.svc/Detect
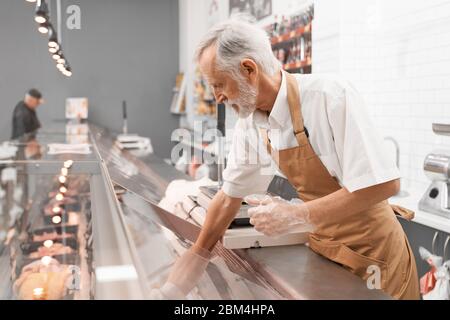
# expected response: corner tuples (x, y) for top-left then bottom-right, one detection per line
(196, 15), (281, 78)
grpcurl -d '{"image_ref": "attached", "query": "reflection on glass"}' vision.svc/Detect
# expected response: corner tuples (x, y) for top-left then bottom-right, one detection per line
(121, 201), (282, 300)
(0, 165), (92, 300)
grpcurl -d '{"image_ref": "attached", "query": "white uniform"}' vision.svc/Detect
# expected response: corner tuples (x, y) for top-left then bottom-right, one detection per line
(222, 72), (400, 199)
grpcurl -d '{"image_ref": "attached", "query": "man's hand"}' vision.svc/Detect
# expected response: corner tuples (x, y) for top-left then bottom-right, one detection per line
(246, 195), (312, 237)
(153, 245), (211, 299)
(244, 179), (400, 237)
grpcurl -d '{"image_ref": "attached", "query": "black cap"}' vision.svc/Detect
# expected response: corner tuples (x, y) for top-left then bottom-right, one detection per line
(27, 89), (42, 99)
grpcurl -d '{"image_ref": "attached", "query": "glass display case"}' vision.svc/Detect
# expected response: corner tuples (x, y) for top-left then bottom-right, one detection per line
(0, 159), (147, 300)
(1, 121), (386, 300)
(10, 121), (98, 163)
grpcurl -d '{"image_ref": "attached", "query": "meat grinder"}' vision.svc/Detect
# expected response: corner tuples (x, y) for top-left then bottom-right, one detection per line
(419, 124), (450, 219)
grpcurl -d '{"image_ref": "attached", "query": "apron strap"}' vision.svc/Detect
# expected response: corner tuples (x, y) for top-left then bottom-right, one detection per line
(259, 72), (309, 153)
(285, 72), (309, 147)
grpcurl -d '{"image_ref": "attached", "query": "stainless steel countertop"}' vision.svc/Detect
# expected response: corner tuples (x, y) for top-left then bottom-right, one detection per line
(90, 124), (391, 300)
(241, 246), (390, 300)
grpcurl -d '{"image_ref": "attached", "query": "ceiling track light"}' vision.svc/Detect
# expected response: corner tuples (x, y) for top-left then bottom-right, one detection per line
(52, 50), (62, 60)
(26, 0), (37, 3)
(35, 0), (49, 24)
(31, 0), (74, 77)
(38, 21), (51, 34)
(62, 64), (72, 77)
(48, 26), (58, 48)
(49, 46), (58, 53)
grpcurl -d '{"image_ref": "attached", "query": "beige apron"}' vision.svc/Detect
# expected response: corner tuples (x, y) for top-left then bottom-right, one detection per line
(260, 72), (420, 300)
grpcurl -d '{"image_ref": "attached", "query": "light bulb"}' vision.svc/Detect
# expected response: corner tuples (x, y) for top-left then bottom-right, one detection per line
(61, 167), (68, 176)
(63, 63), (73, 77)
(52, 51), (61, 60)
(43, 240), (54, 248)
(58, 175), (67, 184)
(32, 288), (45, 300)
(33, 287), (44, 295)
(52, 215), (62, 224)
(64, 160), (74, 168)
(41, 256), (52, 266)
(55, 193), (64, 201)
(35, 0), (49, 24)
(35, 15), (46, 23)
(57, 57), (65, 64)
(52, 206), (62, 214)
(38, 24), (49, 34)
(49, 47), (58, 53)
(48, 27), (58, 47)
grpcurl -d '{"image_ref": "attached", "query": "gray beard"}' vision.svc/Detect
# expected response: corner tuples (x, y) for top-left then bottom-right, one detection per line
(227, 79), (257, 119)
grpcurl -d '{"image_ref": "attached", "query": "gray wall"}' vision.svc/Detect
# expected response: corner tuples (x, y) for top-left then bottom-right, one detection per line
(0, 0), (179, 158)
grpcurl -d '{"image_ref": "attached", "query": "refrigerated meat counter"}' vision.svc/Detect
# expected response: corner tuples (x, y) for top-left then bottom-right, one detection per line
(0, 121), (390, 300)
(0, 122), (148, 299)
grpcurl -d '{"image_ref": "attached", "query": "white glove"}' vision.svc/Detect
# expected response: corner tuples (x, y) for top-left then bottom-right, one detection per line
(154, 246), (211, 299)
(245, 195), (313, 237)
(149, 282), (185, 300)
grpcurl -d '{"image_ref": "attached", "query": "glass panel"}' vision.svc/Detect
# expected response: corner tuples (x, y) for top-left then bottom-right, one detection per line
(0, 162), (92, 300)
(90, 124), (187, 204)
(8, 121), (98, 162)
(119, 193), (283, 300)
(0, 161), (145, 300)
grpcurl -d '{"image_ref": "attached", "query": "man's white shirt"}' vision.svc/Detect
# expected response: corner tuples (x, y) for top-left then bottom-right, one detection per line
(222, 72), (400, 199)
